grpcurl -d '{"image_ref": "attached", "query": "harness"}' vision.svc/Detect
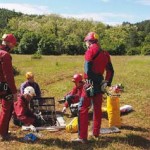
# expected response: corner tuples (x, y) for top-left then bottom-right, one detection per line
(85, 48), (106, 96)
(92, 49), (101, 60)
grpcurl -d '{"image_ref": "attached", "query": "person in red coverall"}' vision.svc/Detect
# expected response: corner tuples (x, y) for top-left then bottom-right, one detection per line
(62, 74), (84, 117)
(0, 34), (17, 141)
(72, 32), (114, 143)
(13, 86), (41, 129)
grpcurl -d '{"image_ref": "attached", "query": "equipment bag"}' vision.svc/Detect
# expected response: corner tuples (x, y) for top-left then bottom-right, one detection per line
(66, 117), (78, 133)
(107, 96), (121, 128)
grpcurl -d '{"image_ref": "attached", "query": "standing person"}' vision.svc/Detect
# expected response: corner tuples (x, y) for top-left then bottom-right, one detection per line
(0, 34), (17, 141)
(72, 32), (114, 143)
(62, 74), (84, 117)
(20, 72), (41, 97)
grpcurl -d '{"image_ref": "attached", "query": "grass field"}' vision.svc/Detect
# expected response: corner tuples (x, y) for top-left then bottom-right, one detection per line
(0, 55), (150, 150)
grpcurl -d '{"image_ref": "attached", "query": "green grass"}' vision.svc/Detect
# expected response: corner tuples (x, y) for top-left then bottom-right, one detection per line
(0, 55), (150, 150)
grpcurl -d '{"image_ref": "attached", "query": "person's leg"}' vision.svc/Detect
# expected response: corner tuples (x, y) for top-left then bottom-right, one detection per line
(78, 90), (91, 139)
(0, 99), (13, 138)
(92, 93), (102, 137)
(66, 95), (78, 116)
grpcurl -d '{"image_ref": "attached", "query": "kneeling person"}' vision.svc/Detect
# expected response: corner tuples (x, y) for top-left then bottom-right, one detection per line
(62, 74), (84, 116)
(13, 86), (42, 127)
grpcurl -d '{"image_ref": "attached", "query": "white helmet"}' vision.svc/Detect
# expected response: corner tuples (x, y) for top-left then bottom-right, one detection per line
(24, 86), (36, 96)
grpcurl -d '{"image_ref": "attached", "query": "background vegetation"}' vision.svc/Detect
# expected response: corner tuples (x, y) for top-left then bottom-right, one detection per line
(0, 8), (150, 55)
(0, 55), (149, 150)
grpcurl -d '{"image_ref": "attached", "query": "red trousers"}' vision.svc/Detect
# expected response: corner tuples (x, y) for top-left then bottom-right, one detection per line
(0, 99), (13, 137)
(78, 90), (102, 139)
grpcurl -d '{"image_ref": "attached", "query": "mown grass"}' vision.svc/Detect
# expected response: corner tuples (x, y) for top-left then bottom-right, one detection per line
(0, 55), (150, 150)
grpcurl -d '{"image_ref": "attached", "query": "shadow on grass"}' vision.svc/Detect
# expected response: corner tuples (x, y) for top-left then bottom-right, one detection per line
(88, 111), (108, 121)
(122, 134), (150, 148)
(34, 133), (150, 150)
(121, 125), (148, 132)
(120, 110), (135, 116)
(6, 132), (149, 150)
(37, 137), (104, 150)
(89, 110), (135, 121)
(1, 135), (23, 143)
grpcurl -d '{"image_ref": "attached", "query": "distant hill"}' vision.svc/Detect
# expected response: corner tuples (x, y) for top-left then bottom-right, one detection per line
(0, 8), (23, 29)
(0, 8), (150, 55)
(135, 20), (150, 33)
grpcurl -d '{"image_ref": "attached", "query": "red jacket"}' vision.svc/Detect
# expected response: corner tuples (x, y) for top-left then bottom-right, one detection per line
(13, 95), (35, 125)
(0, 45), (17, 94)
(84, 43), (114, 86)
(64, 83), (83, 108)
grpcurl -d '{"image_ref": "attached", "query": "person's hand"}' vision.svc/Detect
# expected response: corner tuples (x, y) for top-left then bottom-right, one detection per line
(70, 103), (79, 108)
(62, 107), (66, 113)
(13, 93), (17, 102)
(29, 125), (37, 132)
(101, 81), (108, 93)
(34, 112), (41, 120)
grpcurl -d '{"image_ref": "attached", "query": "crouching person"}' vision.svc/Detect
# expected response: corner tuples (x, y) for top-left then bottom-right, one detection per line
(62, 74), (84, 117)
(12, 86), (42, 130)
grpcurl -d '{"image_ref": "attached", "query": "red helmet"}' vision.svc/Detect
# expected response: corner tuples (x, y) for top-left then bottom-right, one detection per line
(2, 34), (17, 46)
(84, 32), (99, 42)
(72, 74), (83, 83)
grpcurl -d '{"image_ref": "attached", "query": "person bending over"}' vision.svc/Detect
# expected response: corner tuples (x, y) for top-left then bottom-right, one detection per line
(13, 86), (42, 129)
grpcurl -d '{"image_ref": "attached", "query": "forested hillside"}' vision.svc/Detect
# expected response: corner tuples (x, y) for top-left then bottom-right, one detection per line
(0, 8), (150, 55)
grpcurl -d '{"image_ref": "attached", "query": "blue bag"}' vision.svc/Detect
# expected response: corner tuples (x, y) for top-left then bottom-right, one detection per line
(23, 133), (37, 142)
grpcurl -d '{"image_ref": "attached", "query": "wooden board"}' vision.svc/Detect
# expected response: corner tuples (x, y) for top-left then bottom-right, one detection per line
(100, 127), (120, 134)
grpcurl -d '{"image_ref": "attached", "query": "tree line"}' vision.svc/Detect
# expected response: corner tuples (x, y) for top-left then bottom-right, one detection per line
(0, 8), (150, 55)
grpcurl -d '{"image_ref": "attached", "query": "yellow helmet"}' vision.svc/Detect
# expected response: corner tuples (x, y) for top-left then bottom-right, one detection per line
(25, 72), (34, 79)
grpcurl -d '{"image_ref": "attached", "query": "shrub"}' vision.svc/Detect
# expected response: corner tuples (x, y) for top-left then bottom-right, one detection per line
(126, 47), (141, 55)
(31, 51), (42, 59)
(141, 45), (150, 55)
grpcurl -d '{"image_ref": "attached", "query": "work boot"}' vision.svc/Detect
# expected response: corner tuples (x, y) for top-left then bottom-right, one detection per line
(0, 135), (4, 141)
(0, 133), (11, 141)
(72, 138), (88, 144)
(90, 135), (100, 141)
(89, 133), (100, 140)
(0, 135), (8, 141)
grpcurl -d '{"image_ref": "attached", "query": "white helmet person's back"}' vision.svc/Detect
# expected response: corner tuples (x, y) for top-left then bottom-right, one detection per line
(24, 86), (36, 96)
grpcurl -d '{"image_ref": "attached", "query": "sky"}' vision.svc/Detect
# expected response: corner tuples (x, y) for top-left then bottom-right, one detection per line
(0, 0), (150, 26)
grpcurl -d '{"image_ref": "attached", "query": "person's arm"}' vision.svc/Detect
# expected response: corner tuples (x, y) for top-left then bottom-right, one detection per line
(104, 52), (114, 86)
(72, 86), (83, 103)
(63, 86), (76, 108)
(2, 53), (17, 94)
(35, 83), (41, 97)
(20, 83), (25, 94)
(14, 99), (35, 125)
